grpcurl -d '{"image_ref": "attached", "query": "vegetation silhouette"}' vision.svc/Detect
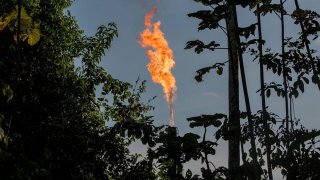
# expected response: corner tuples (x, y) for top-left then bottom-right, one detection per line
(0, 0), (320, 179)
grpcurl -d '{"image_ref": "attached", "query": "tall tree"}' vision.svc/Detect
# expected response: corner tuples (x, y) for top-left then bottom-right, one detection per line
(186, 0), (320, 179)
(256, 3), (273, 179)
(225, 3), (241, 175)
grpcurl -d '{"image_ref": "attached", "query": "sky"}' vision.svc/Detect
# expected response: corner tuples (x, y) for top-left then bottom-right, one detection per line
(70, 0), (320, 176)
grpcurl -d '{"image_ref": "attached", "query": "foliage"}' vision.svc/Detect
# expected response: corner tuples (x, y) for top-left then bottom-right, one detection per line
(1, 0), (320, 179)
(184, 0), (320, 179)
(0, 5), (40, 45)
(0, 0), (158, 179)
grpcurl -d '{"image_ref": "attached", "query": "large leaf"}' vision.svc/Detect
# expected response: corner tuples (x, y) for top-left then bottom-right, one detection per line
(27, 25), (40, 45)
(0, 5), (41, 46)
(185, 40), (220, 54)
(188, 7), (226, 31)
(193, 0), (223, 6)
(187, 113), (226, 128)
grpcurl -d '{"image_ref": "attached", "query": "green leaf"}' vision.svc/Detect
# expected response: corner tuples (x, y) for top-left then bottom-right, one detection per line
(0, 5), (41, 45)
(2, 84), (13, 102)
(0, 17), (9, 31)
(27, 27), (41, 45)
(3, 135), (8, 147)
(18, 6), (33, 31)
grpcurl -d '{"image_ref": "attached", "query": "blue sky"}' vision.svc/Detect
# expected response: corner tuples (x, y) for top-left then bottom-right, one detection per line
(70, 0), (229, 131)
(70, 0), (320, 175)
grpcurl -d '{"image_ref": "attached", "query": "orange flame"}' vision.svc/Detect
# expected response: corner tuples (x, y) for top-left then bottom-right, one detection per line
(139, 7), (177, 127)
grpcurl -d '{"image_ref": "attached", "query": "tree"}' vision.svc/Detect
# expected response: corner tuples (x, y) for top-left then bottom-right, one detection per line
(1, 0), (320, 179)
(225, 3), (241, 175)
(185, 0), (320, 179)
(0, 0), (158, 179)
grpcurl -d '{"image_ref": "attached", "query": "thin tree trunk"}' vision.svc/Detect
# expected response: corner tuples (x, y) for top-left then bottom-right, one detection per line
(238, 36), (260, 180)
(279, 1), (292, 179)
(257, 4), (273, 180)
(226, 4), (240, 174)
(203, 127), (211, 179)
(280, 0), (290, 135)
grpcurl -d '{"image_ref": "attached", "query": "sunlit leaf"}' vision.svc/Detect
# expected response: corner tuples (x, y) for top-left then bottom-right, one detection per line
(27, 27), (40, 45)
(0, 5), (41, 45)
(0, 17), (9, 31)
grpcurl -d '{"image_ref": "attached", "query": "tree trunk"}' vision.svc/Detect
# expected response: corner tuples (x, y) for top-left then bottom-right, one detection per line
(280, 0), (290, 135)
(226, 3), (260, 179)
(238, 35), (260, 180)
(226, 4), (240, 174)
(257, 4), (273, 180)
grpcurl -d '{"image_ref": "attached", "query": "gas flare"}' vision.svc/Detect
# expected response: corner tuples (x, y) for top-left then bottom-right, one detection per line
(139, 7), (177, 127)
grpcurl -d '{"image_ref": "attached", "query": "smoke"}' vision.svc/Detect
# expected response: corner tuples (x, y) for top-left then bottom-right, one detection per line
(139, 0), (147, 7)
